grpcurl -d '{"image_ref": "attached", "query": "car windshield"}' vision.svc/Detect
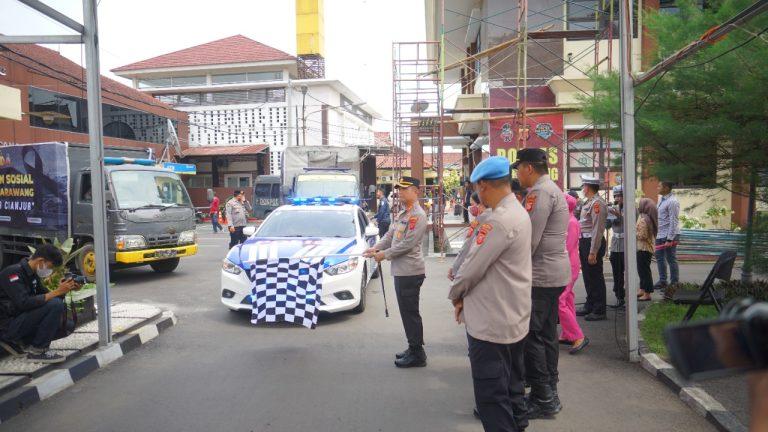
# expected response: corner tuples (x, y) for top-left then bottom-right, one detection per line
(256, 210), (356, 238)
(111, 170), (192, 209)
(295, 174), (358, 198)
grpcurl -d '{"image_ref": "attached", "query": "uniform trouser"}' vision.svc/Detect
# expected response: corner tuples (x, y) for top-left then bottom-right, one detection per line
(525, 286), (565, 397)
(609, 251), (625, 302)
(378, 221), (390, 238)
(229, 226), (247, 248)
(579, 237), (607, 314)
(211, 212), (222, 232)
(1, 298), (72, 349)
(637, 251), (654, 294)
(655, 235), (680, 285)
(468, 333), (527, 432)
(394, 275), (425, 348)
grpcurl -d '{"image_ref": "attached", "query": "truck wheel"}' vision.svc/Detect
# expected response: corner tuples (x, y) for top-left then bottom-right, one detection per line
(76, 243), (97, 282)
(150, 258), (180, 274)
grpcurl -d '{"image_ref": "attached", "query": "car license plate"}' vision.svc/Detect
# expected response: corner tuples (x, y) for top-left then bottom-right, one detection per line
(155, 250), (177, 258)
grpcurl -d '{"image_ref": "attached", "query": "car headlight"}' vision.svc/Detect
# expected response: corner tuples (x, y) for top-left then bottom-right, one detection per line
(222, 259), (243, 275)
(178, 230), (197, 245)
(115, 235), (147, 251)
(325, 257), (359, 276)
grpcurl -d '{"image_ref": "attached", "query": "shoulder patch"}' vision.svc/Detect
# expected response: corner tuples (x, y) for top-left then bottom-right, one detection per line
(8, 274), (19, 282)
(408, 216), (418, 230)
(525, 194), (537, 212)
(594, 204), (600, 214)
(467, 220), (479, 238)
(476, 223), (493, 245)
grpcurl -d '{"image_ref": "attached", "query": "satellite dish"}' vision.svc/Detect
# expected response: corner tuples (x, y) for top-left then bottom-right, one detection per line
(161, 119), (182, 162)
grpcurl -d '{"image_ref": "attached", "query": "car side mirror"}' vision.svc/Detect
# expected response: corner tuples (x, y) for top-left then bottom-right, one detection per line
(364, 225), (379, 237)
(243, 226), (257, 237)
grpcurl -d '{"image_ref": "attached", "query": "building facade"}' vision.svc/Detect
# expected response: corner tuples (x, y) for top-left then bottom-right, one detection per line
(424, 0), (753, 228)
(112, 35), (379, 182)
(0, 43), (188, 154)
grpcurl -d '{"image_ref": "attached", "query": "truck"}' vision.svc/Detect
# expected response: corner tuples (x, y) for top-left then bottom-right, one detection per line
(0, 142), (198, 280)
(252, 146), (377, 215)
(282, 146), (361, 200)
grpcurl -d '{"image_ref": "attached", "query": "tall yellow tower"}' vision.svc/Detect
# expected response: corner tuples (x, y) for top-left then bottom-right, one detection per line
(296, 0), (325, 78)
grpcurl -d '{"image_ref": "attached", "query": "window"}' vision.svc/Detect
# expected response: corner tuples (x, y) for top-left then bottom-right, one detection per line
(138, 76), (205, 88)
(155, 88), (285, 107)
(212, 71), (282, 85)
(110, 171), (192, 208)
(79, 173), (92, 203)
(28, 87), (84, 132)
(270, 184), (281, 198)
(356, 209), (368, 234)
(255, 210), (356, 238)
(566, 0), (637, 38)
(188, 175), (212, 189)
(212, 73), (247, 85)
(340, 94), (372, 124)
(28, 87), (173, 144)
(226, 175), (251, 188)
(254, 183), (271, 197)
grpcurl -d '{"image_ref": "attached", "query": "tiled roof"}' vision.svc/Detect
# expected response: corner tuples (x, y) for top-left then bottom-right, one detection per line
(376, 151), (465, 169)
(0, 43), (173, 110)
(112, 35), (295, 72)
(181, 144), (268, 157)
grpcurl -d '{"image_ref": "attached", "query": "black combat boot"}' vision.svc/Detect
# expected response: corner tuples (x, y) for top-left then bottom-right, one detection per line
(526, 383), (560, 419)
(394, 345), (426, 368)
(395, 346), (412, 359)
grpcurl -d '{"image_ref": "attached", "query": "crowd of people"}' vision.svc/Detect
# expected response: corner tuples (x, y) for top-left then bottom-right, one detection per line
(365, 150), (683, 432)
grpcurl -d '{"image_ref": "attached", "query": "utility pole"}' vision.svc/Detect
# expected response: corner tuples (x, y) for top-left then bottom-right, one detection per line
(300, 85), (308, 146)
(619, 0), (639, 362)
(1, 0), (113, 346)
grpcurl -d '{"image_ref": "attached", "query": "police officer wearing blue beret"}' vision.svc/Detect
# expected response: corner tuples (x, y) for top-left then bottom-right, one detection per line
(449, 156), (533, 431)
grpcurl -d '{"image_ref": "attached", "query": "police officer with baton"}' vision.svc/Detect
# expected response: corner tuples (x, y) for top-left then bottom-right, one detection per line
(364, 176), (428, 368)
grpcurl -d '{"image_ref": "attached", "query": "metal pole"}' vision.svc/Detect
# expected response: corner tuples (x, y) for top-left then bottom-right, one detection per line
(82, 0), (112, 346)
(619, 0), (639, 362)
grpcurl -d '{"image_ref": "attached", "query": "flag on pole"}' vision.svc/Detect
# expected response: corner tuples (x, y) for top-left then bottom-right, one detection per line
(249, 258), (324, 329)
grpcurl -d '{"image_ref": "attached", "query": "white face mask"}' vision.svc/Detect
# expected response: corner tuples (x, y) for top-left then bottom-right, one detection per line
(36, 264), (53, 279)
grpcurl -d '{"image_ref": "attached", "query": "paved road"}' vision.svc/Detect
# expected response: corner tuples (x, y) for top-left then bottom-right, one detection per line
(2, 227), (715, 431)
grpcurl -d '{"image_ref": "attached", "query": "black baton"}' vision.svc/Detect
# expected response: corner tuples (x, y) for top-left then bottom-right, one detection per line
(378, 262), (389, 318)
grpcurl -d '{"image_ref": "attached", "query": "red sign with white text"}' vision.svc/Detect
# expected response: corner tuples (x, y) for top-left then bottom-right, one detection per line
(489, 87), (565, 189)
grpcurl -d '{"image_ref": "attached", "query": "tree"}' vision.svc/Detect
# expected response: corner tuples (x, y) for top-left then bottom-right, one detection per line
(579, 0), (768, 281)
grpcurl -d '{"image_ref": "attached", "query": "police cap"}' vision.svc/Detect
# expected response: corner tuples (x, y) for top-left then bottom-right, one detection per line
(511, 148), (548, 169)
(470, 156), (511, 183)
(394, 176), (420, 189)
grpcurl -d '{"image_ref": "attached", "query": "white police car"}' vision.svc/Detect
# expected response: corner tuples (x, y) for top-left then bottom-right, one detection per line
(221, 198), (379, 314)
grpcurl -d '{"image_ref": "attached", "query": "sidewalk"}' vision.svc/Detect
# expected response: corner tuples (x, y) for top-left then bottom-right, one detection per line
(0, 303), (176, 423)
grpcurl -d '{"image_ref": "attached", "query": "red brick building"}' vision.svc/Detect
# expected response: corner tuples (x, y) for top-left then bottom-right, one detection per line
(0, 43), (188, 154)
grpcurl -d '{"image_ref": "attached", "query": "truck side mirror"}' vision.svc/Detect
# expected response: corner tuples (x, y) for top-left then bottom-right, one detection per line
(281, 185), (291, 196)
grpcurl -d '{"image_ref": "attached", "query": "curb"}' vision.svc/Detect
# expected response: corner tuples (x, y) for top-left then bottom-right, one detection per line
(637, 311), (747, 432)
(0, 311), (177, 424)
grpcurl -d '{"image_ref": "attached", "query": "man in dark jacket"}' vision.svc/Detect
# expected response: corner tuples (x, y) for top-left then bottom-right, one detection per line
(374, 188), (391, 237)
(0, 244), (79, 363)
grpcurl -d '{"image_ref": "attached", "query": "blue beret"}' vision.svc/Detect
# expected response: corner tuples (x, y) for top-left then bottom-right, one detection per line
(470, 156), (510, 183)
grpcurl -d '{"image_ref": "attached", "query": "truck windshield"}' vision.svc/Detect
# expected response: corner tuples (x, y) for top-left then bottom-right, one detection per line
(111, 170), (192, 209)
(295, 174), (358, 198)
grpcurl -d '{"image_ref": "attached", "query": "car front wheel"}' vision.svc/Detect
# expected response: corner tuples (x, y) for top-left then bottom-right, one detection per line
(352, 266), (367, 314)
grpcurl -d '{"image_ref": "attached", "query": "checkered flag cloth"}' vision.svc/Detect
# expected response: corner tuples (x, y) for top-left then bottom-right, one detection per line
(249, 258), (324, 329)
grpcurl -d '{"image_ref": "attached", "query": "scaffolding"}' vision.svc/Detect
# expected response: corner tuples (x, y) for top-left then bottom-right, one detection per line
(391, 0), (625, 256)
(391, 41), (445, 250)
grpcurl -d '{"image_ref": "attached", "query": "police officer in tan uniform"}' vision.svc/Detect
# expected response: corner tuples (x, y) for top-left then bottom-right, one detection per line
(576, 176), (609, 321)
(364, 176), (428, 368)
(449, 157), (532, 432)
(513, 148), (570, 419)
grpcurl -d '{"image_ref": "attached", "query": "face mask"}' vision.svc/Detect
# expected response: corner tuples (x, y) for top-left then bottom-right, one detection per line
(36, 264), (53, 279)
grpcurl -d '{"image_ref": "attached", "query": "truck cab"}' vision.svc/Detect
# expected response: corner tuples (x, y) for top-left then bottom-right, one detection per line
(293, 169), (360, 202)
(252, 175), (282, 219)
(71, 158), (198, 279)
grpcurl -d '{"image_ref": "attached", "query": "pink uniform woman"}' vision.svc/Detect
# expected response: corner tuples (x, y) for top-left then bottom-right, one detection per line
(559, 193), (589, 354)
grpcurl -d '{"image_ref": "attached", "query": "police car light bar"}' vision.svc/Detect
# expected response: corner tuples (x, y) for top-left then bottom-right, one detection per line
(291, 196), (359, 206)
(104, 157), (155, 166)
